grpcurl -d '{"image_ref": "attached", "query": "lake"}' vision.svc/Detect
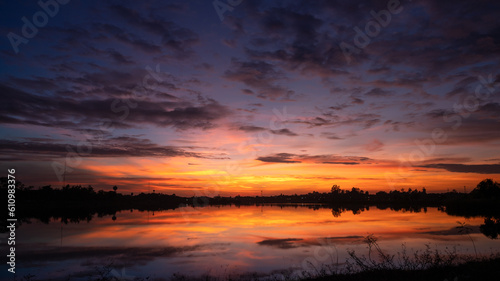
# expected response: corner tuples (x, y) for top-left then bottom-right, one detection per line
(4, 205), (500, 280)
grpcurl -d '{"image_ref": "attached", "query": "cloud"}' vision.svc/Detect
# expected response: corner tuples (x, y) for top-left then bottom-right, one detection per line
(364, 88), (392, 97)
(364, 139), (384, 152)
(241, 89), (254, 95)
(236, 0), (500, 93)
(257, 238), (303, 249)
(289, 113), (381, 129)
(423, 102), (500, 144)
(240, 4), (354, 77)
(257, 235), (366, 250)
(445, 76), (478, 98)
(109, 4), (199, 58)
(256, 153), (301, 163)
(105, 48), (135, 65)
(0, 136), (227, 161)
(224, 59), (295, 100)
(351, 97), (365, 105)
(421, 164), (500, 174)
(423, 225), (480, 236)
(256, 153), (372, 165)
(0, 84), (231, 131)
(270, 128), (298, 136)
(238, 125), (267, 132)
(237, 125), (299, 136)
(322, 162), (360, 165)
(320, 132), (343, 140)
(421, 157), (472, 164)
(70, 23), (163, 54)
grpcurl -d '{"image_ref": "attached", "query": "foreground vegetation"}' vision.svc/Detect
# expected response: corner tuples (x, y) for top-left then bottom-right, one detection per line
(14, 234), (497, 281)
(164, 232), (500, 281)
(301, 257), (500, 281)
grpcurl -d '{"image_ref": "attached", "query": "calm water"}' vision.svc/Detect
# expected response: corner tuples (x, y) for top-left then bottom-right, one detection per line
(4, 205), (500, 280)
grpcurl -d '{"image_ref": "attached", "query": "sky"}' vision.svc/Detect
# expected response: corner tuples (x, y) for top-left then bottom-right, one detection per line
(0, 0), (499, 196)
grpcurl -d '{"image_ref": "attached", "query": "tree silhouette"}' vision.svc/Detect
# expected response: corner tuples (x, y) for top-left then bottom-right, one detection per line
(470, 179), (500, 198)
(113, 186), (118, 193)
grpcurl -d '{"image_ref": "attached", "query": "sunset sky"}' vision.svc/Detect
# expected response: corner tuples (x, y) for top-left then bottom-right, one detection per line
(1, 0), (499, 195)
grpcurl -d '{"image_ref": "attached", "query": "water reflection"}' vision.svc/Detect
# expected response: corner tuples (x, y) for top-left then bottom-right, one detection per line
(3, 205), (500, 280)
(480, 217), (500, 239)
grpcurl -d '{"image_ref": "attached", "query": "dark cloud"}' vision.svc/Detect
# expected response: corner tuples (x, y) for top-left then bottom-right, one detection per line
(238, 125), (267, 132)
(478, 102), (500, 118)
(237, 125), (299, 136)
(421, 164), (500, 174)
(368, 66), (391, 74)
(224, 59), (295, 100)
(257, 238), (303, 249)
(423, 225), (480, 236)
(289, 113), (381, 129)
(257, 235), (365, 250)
(9, 76), (59, 92)
(364, 88), (392, 97)
(400, 101), (435, 111)
(109, 4), (199, 58)
(257, 153), (301, 163)
(423, 102), (500, 145)
(106, 48), (135, 65)
(56, 23), (163, 54)
(445, 76), (478, 98)
(421, 157), (472, 164)
(241, 89), (254, 95)
(351, 97), (365, 105)
(0, 84), (230, 131)
(230, 0), (500, 102)
(240, 3), (355, 77)
(320, 132), (343, 140)
(256, 153), (372, 164)
(270, 128), (298, 136)
(290, 116), (332, 127)
(323, 162), (360, 165)
(0, 136), (227, 161)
